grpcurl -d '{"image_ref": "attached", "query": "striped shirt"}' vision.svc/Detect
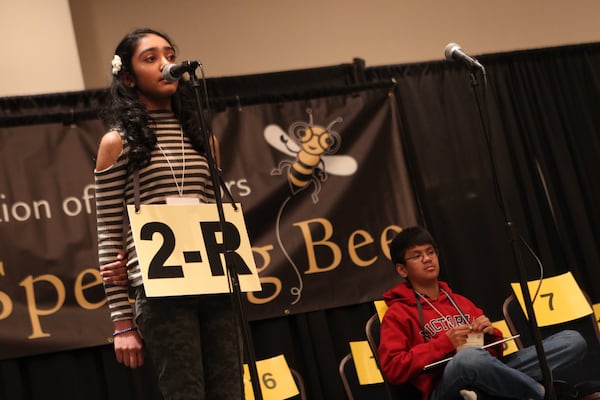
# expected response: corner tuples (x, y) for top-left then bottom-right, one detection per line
(94, 111), (215, 321)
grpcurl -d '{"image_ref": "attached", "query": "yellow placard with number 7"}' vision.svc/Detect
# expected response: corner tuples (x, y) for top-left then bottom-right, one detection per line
(511, 271), (592, 327)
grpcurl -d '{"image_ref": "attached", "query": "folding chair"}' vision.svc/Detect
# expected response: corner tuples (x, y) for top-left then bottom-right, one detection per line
(365, 313), (422, 400)
(289, 368), (307, 400)
(503, 283), (600, 397)
(339, 352), (390, 400)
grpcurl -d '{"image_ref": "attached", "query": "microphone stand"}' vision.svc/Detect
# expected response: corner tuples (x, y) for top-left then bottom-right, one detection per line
(187, 65), (263, 400)
(467, 67), (555, 400)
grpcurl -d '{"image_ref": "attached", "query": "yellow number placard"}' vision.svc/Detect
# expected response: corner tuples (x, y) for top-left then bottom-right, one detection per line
(127, 203), (261, 297)
(243, 355), (299, 400)
(349, 340), (384, 385)
(593, 303), (600, 332)
(374, 300), (388, 322)
(491, 320), (519, 355)
(510, 272), (592, 327)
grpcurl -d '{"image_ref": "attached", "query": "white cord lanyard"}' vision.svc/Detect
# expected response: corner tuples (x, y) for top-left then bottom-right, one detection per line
(416, 288), (472, 329)
(156, 128), (186, 197)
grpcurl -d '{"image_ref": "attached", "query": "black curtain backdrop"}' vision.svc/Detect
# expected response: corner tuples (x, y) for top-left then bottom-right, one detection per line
(1, 44), (599, 399)
(366, 43), (600, 316)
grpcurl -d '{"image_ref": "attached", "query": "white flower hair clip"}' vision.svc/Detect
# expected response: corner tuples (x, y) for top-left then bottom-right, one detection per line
(111, 55), (122, 76)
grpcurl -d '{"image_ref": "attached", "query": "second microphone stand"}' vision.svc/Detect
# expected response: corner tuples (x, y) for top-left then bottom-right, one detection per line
(467, 67), (556, 400)
(187, 65), (263, 400)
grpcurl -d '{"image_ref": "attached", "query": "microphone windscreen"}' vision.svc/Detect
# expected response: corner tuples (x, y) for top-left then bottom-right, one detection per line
(444, 43), (461, 60)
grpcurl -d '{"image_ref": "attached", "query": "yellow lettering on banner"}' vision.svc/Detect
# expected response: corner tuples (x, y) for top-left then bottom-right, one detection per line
(510, 272), (592, 327)
(348, 230), (376, 267)
(491, 320), (519, 355)
(127, 203), (261, 297)
(74, 268), (107, 310)
(0, 260), (13, 320)
(374, 300), (388, 322)
(247, 245), (282, 305)
(349, 341), (384, 385)
(381, 225), (402, 260)
(20, 274), (66, 339)
(0, 290), (11, 320)
(294, 218), (342, 274)
(243, 355), (299, 400)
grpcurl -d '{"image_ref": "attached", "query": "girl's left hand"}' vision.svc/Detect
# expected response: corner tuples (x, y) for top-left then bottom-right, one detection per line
(101, 250), (128, 285)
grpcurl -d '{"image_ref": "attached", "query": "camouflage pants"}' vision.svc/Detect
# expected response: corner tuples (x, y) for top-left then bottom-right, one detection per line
(135, 288), (244, 400)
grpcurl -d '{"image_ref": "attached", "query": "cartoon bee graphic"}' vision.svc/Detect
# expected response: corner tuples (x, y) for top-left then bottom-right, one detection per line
(264, 109), (358, 203)
(264, 109), (358, 305)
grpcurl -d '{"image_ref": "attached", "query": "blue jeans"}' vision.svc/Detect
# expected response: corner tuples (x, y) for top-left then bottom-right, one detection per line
(430, 330), (587, 400)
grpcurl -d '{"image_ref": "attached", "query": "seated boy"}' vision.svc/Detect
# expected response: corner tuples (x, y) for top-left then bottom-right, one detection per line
(378, 226), (586, 400)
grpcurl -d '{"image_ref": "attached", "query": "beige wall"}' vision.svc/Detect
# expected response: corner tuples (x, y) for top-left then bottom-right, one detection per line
(0, 0), (83, 97)
(3, 0), (600, 96)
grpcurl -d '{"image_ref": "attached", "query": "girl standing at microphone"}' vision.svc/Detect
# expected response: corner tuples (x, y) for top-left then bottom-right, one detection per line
(94, 28), (243, 400)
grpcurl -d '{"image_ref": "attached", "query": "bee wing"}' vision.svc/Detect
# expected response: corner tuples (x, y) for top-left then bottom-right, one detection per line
(321, 155), (358, 176)
(264, 124), (300, 156)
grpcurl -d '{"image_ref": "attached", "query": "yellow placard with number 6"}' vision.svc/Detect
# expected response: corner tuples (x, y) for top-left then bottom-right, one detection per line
(511, 271), (592, 327)
(243, 355), (299, 400)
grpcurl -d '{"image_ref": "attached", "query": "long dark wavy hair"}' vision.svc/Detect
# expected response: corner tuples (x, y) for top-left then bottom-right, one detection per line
(101, 28), (206, 172)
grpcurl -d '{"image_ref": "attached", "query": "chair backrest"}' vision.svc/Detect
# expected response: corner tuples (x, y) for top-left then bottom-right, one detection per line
(365, 314), (381, 357)
(503, 292), (600, 347)
(289, 368), (307, 400)
(502, 294), (528, 349)
(339, 353), (357, 400)
(339, 352), (391, 400)
(503, 292), (600, 385)
(365, 313), (422, 400)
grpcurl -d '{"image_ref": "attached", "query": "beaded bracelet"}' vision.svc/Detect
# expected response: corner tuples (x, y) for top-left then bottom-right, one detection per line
(112, 326), (137, 337)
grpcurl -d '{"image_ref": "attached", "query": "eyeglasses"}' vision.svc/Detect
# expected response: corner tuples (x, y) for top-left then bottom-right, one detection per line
(404, 247), (437, 263)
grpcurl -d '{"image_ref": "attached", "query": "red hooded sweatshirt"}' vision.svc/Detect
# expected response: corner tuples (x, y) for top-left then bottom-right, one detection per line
(378, 281), (503, 400)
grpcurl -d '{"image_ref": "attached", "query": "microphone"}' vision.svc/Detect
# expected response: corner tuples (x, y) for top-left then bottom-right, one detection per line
(444, 43), (483, 71)
(162, 60), (201, 82)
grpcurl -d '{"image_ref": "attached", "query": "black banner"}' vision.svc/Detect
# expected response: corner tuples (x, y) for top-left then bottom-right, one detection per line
(0, 88), (417, 359)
